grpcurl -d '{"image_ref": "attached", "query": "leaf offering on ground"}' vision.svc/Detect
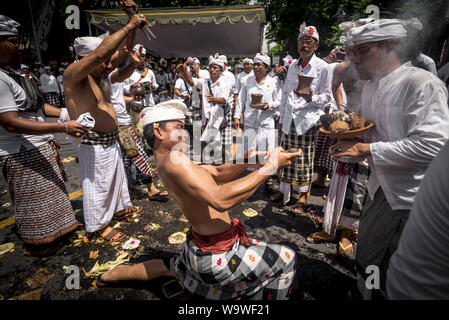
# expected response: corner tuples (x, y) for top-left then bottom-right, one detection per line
(0, 242), (14, 255)
(112, 222), (121, 229)
(84, 253), (129, 278)
(62, 156), (76, 163)
(144, 223), (161, 232)
(25, 268), (54, 289)
(122, 238), (140, 250)
(89, 250), (99, 259)
(243, 208), (258, 218)
(168, 232), (186, 245)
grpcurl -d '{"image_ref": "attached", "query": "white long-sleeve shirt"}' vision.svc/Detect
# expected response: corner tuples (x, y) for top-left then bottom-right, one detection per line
(360, 62), (449, 210)
(234, 70), (254, 95)
(279, 54), (332, 135)
(234, 75), (281, 129)
(192, 77), (232, 130)
(156, 72), (169, 86)
(39, 74), (59, 93)
(123, 68), (159, 107)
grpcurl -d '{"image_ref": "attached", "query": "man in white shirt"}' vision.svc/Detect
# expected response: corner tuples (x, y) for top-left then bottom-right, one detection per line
(234, 63), (243, 81)
(40, 66), (61, 107)
(155, 68), (169, 91)
(123, 44), (158, 107)
(233, 53), (280, 185)
(233, 58), (254, 111)
(275, 23), (332, 214)
(178, 56), (233, 163)
(330, 19), (449, 297)
(57, 67), (65, 106)
(387, 141), (449, 299)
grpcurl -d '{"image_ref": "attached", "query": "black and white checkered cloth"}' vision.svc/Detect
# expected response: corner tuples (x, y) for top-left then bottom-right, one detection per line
(44, 92), (60, 107)
(80, 130), (119, 148)
(278, 121), (317, 187)
(314, 131), (336, 175)
(175, 235), (297, 300)
(341, 159), (370, 219)
(221, 110), (233, 146)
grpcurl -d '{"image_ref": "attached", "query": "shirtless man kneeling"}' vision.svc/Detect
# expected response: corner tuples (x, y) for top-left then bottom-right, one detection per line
(63, 3), (147, 242)
(97, 99), (303, 300)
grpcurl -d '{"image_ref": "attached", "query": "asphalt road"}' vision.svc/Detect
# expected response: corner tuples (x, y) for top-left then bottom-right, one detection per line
(0, 126), (360, 301)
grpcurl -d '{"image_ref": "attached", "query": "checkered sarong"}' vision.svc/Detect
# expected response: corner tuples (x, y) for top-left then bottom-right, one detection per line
(341, 159), (370, 219)
(119, 125), (156, 189)
(221, 110), (233, 147)
(279, 122), (317, 187)
(0, 141), (78, 245)
(175, 229), (296, 300)
(44, 92), (60, 107)
(80, 130), (119, 147)
(314, 131), (336, 175)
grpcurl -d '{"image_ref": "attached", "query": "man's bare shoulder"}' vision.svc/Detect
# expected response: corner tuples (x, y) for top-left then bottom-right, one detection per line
(159, 153), (198, 175)
(63, 61), (85, 85)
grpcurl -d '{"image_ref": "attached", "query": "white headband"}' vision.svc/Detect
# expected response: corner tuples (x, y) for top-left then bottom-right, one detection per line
(298, 22), (319, 42)
(346, 19), (408, 47)
(141, 99), (188, 128)
(253, 52), (270, 66)
(73, 36), (103, 57)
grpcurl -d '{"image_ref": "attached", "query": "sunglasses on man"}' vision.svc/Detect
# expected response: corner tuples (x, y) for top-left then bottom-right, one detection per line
(298, 39), (315, 45)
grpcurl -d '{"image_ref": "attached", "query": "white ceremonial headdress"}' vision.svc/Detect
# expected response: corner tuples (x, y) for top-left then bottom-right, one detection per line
(282, 55), (294, 66)
(21, 64), (29, 70)
(59, 67), (65, 72)
(140, 99), (188, 128)
(218, 54), (228, 64)
(133, 44), (146, 56)
(339, 18), (375, 32)
(298, 22), (319, 42)
(192, 57), (200, 64)
(73, 36), (103, 57)
(235, 64), (243, 69)
(208, 53), (224, 69)
(243, 57), (254, 64)
(253, 52), (271, 66)
(0, 15), (20, 37)
(346, 19), (408, 47)
(44, 66), (51, 70)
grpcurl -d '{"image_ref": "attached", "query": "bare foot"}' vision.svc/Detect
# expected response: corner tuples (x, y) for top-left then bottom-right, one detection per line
(101, 264), (132, 283)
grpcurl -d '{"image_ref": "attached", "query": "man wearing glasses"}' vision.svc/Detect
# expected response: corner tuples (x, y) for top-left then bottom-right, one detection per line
(0, 15), (86, 256)
(273, 23), (332, 214)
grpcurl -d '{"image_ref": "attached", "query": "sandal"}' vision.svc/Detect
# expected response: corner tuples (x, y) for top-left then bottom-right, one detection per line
(114, 205), (143, 220)
(291, 202), (307, 215)
(95, 228), (127, 243)
(338, 241), (354, 257)
(148, 191), (169, 202)
(306, 231), (336, 244)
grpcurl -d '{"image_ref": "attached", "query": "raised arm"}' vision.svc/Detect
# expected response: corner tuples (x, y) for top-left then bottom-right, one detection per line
(63, 14), (145, 85)
(110, 45), (144, 84)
